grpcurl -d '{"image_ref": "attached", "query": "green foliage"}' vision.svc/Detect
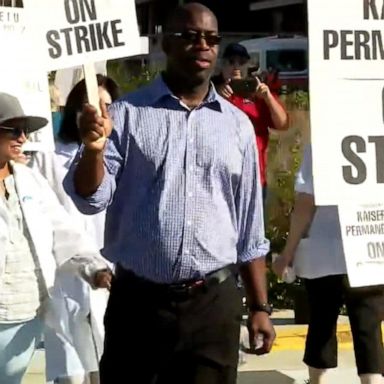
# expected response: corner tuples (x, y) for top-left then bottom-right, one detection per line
(107, 60), (159, 94)
(283, 90), (310, 111)
(265, 91), (309, 309)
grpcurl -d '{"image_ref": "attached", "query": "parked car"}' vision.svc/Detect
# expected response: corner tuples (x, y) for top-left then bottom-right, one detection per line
(239, 35), (308, 91)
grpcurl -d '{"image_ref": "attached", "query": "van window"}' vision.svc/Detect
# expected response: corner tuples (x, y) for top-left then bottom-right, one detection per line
(249, 52), (260, 68)
(266, 50), (307, 72)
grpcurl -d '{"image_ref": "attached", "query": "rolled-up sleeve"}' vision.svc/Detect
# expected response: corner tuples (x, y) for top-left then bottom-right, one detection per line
(63, 102), (128, 214)
(295, 144), (314, 196)
(236, 128), (270, 263)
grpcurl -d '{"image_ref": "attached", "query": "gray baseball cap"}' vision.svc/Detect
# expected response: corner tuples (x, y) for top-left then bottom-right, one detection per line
(0, 92), (48, 133)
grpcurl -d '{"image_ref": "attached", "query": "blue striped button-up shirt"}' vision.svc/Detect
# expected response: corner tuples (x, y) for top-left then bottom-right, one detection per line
(64, 76), (269, 283)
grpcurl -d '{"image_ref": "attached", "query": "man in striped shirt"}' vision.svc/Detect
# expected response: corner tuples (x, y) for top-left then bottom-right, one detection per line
(65, 3), (275, 383)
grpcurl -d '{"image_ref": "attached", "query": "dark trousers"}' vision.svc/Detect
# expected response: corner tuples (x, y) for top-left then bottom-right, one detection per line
(304, 275), (384, 375)
(99, 269), (242, 384)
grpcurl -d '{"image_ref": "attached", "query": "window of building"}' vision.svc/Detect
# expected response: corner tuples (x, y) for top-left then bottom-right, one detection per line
(266, 49), (307, 72)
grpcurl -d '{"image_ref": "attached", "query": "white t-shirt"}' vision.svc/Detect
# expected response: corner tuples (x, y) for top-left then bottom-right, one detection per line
(293, 145), (347, 279)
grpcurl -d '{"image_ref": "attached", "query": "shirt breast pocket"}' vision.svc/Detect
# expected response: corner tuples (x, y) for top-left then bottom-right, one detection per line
(196, 132), (242, 176)
(196, 140), (215, 169)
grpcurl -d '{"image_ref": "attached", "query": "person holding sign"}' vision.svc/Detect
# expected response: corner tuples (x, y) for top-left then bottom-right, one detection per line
(0, 92), (111, 384)
(64, 3), (274, 384)
(273, 145), (384, 384)
(32, 75), (119, 384)
(213, 42), (288, 199)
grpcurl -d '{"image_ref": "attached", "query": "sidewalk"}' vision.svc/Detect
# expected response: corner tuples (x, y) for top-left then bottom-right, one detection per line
(23, 310), (369, 384)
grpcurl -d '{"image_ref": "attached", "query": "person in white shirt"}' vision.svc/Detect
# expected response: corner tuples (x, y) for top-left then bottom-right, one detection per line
(273, 145), (384, 384)
(0, 92), (111, 384)
(31, 75), (119, 384)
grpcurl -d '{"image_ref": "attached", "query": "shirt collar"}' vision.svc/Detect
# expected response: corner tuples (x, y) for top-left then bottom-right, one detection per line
(148, 74), (222, 112)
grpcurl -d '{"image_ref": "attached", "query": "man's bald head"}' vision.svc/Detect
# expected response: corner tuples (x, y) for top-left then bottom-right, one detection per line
(164, 2), (218, 33)
(162, 2), (219, 89)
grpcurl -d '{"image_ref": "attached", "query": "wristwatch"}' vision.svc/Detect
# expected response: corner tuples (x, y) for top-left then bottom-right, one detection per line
(248, 303), (273, 316)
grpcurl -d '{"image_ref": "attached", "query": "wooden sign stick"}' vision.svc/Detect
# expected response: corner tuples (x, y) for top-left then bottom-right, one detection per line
(83, 62), (101, 116)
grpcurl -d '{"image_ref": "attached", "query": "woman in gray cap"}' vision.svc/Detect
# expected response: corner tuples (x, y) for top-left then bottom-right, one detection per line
(0, 92), (111, 384)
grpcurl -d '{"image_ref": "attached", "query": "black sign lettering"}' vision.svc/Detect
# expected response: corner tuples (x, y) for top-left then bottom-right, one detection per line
(64, 0), (96, 24)
(46, 30), (61, 58)
(367, 242), (384, 258)
(341, 136), (384, 184)
(0, 10), (19, 23)
(342, 136), (367, 184)
(79, 0), (96, 22)
(372, 31), (384, 59)
(368, 136), (384, 183)
(46, 1), (125, 59)
(354, 30), (371, 59)
(75, 25), (91, 53)
(363, 0), (384, 19)
(340, 30), (354, 60)
(46, 20), (125, 57)
(111, 19), (124, 47)
(323, 30), (338, 60)
(323, 30), (384, 60)
(64, 0), (80, 24)
(96, 22), (112, 49)
(88, 22), (97, 51)
(60, 27), (74, 55)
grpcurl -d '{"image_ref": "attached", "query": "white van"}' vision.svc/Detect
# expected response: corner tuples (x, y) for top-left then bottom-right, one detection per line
(239, 35), (308, 89)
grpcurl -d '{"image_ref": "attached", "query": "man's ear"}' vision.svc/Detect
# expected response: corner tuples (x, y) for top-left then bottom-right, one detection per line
(162, 35), (171, 55)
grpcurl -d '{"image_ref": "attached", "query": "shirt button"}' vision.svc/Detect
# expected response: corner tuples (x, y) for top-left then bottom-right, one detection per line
(189, 138), (193, 143)
(188, 192), (193, 197)
(184, 250), (190, 255)
(189, 166), (194, 172)
(187, 220), (192, 226)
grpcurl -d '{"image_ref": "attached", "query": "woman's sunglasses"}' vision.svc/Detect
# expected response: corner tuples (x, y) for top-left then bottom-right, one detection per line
(168, 31), (222, 46)
(0, 126), (30, 139)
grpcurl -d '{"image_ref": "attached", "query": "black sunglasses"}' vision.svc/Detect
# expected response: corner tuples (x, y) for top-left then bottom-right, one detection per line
(168, 31), (222, 46)
(0, 126), (30, 139)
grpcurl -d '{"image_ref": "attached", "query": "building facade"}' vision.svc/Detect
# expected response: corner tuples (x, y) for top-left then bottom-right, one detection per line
(132, 0), (307, 68)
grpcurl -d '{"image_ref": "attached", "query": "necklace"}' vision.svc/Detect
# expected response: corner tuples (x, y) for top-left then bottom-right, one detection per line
(0, 179), (8, 200)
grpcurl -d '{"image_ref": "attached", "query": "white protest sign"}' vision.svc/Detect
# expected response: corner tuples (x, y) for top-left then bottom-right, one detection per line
(338, 202), (384, 287)
(0, 3), (40, 69)
(23, 0), (142, 71)
(0, 70), (54, 152)
(308, 0), (384, 205)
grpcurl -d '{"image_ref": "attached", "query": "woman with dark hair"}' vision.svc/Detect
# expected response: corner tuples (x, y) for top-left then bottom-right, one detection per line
(32, 74), (119, 384)
(58, 75), (119, 145)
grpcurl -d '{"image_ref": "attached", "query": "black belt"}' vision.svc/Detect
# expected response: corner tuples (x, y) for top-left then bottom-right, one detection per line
(115, 265), (235, 301)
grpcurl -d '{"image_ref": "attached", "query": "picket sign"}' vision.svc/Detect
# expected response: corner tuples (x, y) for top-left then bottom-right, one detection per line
(0, 5), (54, 151)
(307, 0), (384, 287)
(338, 202), (384, 287)
(308, 0), (384, 205)
(22, 0), (145, 117)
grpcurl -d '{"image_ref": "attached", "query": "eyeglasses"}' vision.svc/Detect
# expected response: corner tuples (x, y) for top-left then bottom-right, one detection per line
(0, 126), (29, 139)
(168, 31), (222, 46)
